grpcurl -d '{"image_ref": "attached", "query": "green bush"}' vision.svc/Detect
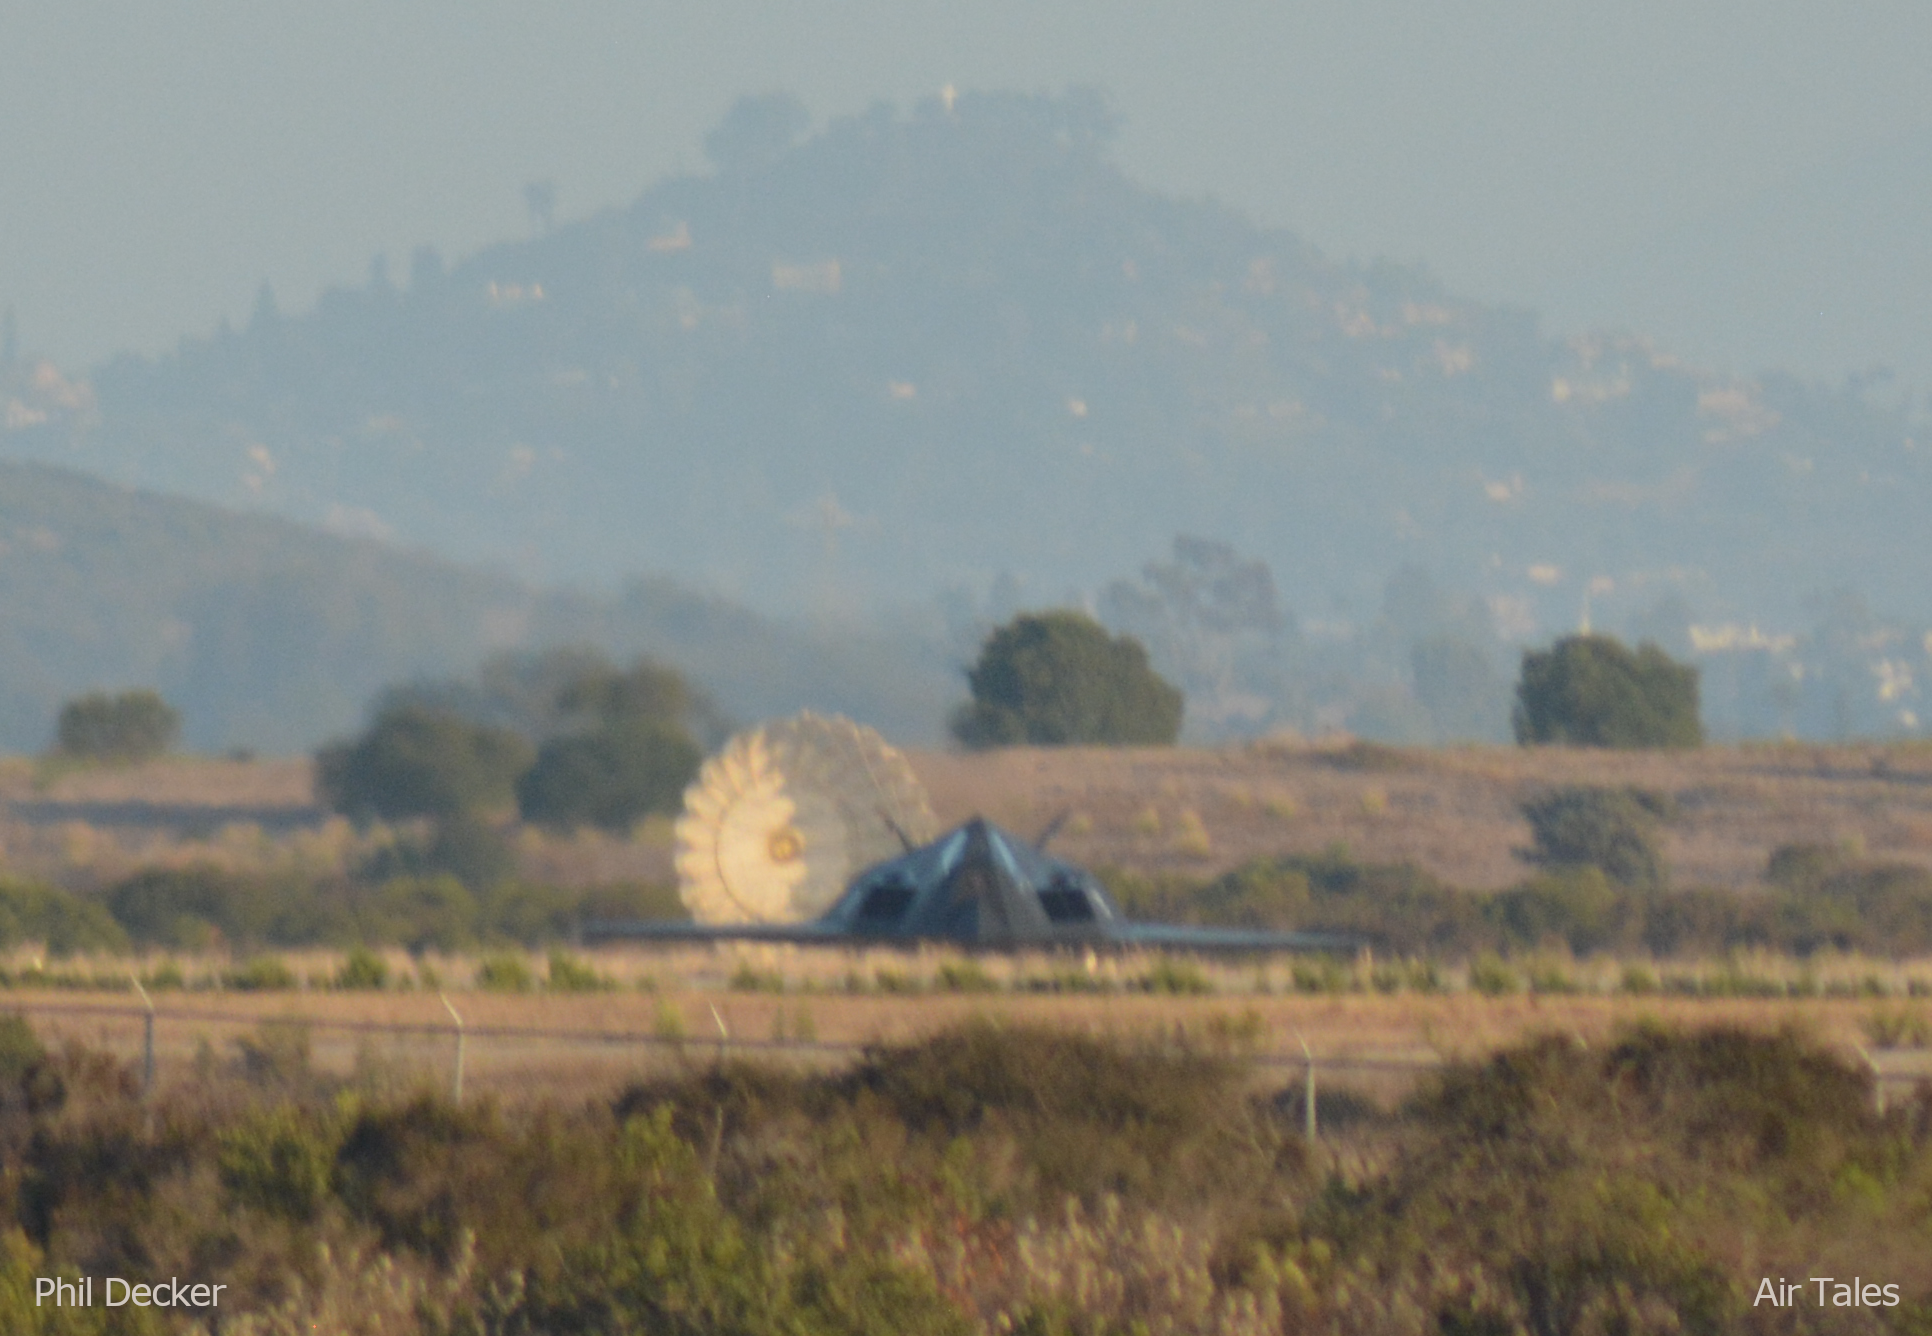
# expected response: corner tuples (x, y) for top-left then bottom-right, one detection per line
(54, 688), (180, 762)
(217, 1105), (339, 1222)
(935, 959), (998, 993)
(369, 875), (479, 954)
(1488, 865), (1632, 949)
(1291, 957), (1350, 994)
(1765, 840), (1851, 891)
(0, 879), (128, 955)
(546, 951), (612, 993)
(1138, 958), (1212, 995)
(475, 954), (534, 992)
(1517, 786), (1671, 888)
(0, 1013), (47, 1088)
(1513, 633), (1702, 748)
(1620, 964), (1660, 995)
(333, 946), (390, 990)
(225, 957), (296, 991)
(728, 963), (785, 993)
(1467, 954), (1520, 995)
(951, 610), (1183, 747)
(423, 811), (517, 890)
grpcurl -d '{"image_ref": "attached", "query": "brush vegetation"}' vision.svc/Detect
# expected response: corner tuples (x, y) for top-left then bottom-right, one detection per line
(0, 1016), (1926, 1331)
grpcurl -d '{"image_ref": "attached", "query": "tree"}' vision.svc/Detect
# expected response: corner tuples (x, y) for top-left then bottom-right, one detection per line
(516, 721), (701, 831)
(1099, 536), (1298, 739)
(316, 704), (533, 821)
(1513, 634), (1702, 748)
(383, 647), (727, 748)
(951, 610), (1183, 748)
(55, 689), (181, 761)
(512, 655), (710, 831)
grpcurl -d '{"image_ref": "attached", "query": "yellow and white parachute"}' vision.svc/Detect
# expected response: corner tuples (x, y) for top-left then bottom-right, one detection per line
(673, 712), (938, 925)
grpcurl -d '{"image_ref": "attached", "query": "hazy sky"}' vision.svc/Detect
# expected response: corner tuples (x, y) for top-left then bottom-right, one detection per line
(4, 0), (1929, 386)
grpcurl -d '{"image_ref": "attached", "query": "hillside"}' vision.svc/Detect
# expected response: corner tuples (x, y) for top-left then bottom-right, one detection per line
(6, 91), (1921, 644)
(0, 460), (954, 753)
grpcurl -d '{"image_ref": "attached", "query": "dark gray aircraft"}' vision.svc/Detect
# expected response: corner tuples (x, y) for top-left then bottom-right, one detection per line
(585, 817), (1350, 953)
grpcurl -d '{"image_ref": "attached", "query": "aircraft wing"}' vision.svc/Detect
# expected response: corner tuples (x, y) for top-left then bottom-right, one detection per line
(1110, 922), (1359, 953)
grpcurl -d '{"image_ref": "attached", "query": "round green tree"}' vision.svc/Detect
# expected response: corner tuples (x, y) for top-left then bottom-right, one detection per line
(55, 689), (181, 761)
(1513, 634), (1702, 749)
(316, 704), (534, 821)
(951, 610), (1183, 748)
(516, 720), (702, 831)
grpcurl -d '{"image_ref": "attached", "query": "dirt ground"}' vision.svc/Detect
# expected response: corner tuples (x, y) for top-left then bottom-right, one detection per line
(7, 739), (1932, 892)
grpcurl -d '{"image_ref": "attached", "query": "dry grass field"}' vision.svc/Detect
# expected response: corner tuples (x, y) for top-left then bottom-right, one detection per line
(912, 737), (1932, 889)
(10, 740), (1932, 1109)
(8, 737), (1932, 892)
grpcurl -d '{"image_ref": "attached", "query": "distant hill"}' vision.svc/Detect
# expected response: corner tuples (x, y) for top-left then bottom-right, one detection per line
(0, 460), (955, 753)
(1542, 126), (1932, 399)
(8, 89), (1921, 639)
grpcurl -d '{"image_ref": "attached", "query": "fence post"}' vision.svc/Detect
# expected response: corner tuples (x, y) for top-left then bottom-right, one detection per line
(1297, 1034), (1317, 1141)
(1856, 1043), (1885, 1115)
(709, 1005), (730, 1064)
(132, 978), (155, 1097)
(440, 993), (466, 1103)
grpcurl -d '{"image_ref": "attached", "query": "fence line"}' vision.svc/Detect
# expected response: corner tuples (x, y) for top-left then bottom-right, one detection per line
(0, 996), (869, 1055)
(0, 996), (1444, 1072)
(4, 997), (1925, 1098)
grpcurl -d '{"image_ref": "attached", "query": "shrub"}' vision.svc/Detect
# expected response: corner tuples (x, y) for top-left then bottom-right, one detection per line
(1621, 964), (1660, 995)
(546, 951), (612, 993)
(103, 866), (262, 949)
(218, 1105), (339, 1222)
(54, 688), (180, 761)
(422, 812), (517, 891)
(0, 879), (128, 955)
(1138, 958), (1212, 995)
(0, 1013), (47, 1088)
(1467, 954), (1520, 995)
(225, 957), (297, 991)
(1766, 840), (1851, 892)
(1290, 957), (1349, 994)
(935, 959), (998, 993)
(1513, 634), (1702, 748)
(475, 954), (533, 993)
(334, 947), (390, 990)
(1517, 785), (1671, 888)
(1488, 865), (1631, 949)
(729, 963), (785, 993)
(951, 610), (1183, 747)
(371, 875), (480, 954)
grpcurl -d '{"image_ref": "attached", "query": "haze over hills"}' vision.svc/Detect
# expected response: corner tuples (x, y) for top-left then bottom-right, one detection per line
(1541, 127), (1932, 397)
(4, 90), (1931, 746)
(0, 460), (954, 754)
(5, 90), (1920, 632)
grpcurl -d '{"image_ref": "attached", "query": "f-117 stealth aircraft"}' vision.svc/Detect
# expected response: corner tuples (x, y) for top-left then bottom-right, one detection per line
(585, 816), (1351, 954)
